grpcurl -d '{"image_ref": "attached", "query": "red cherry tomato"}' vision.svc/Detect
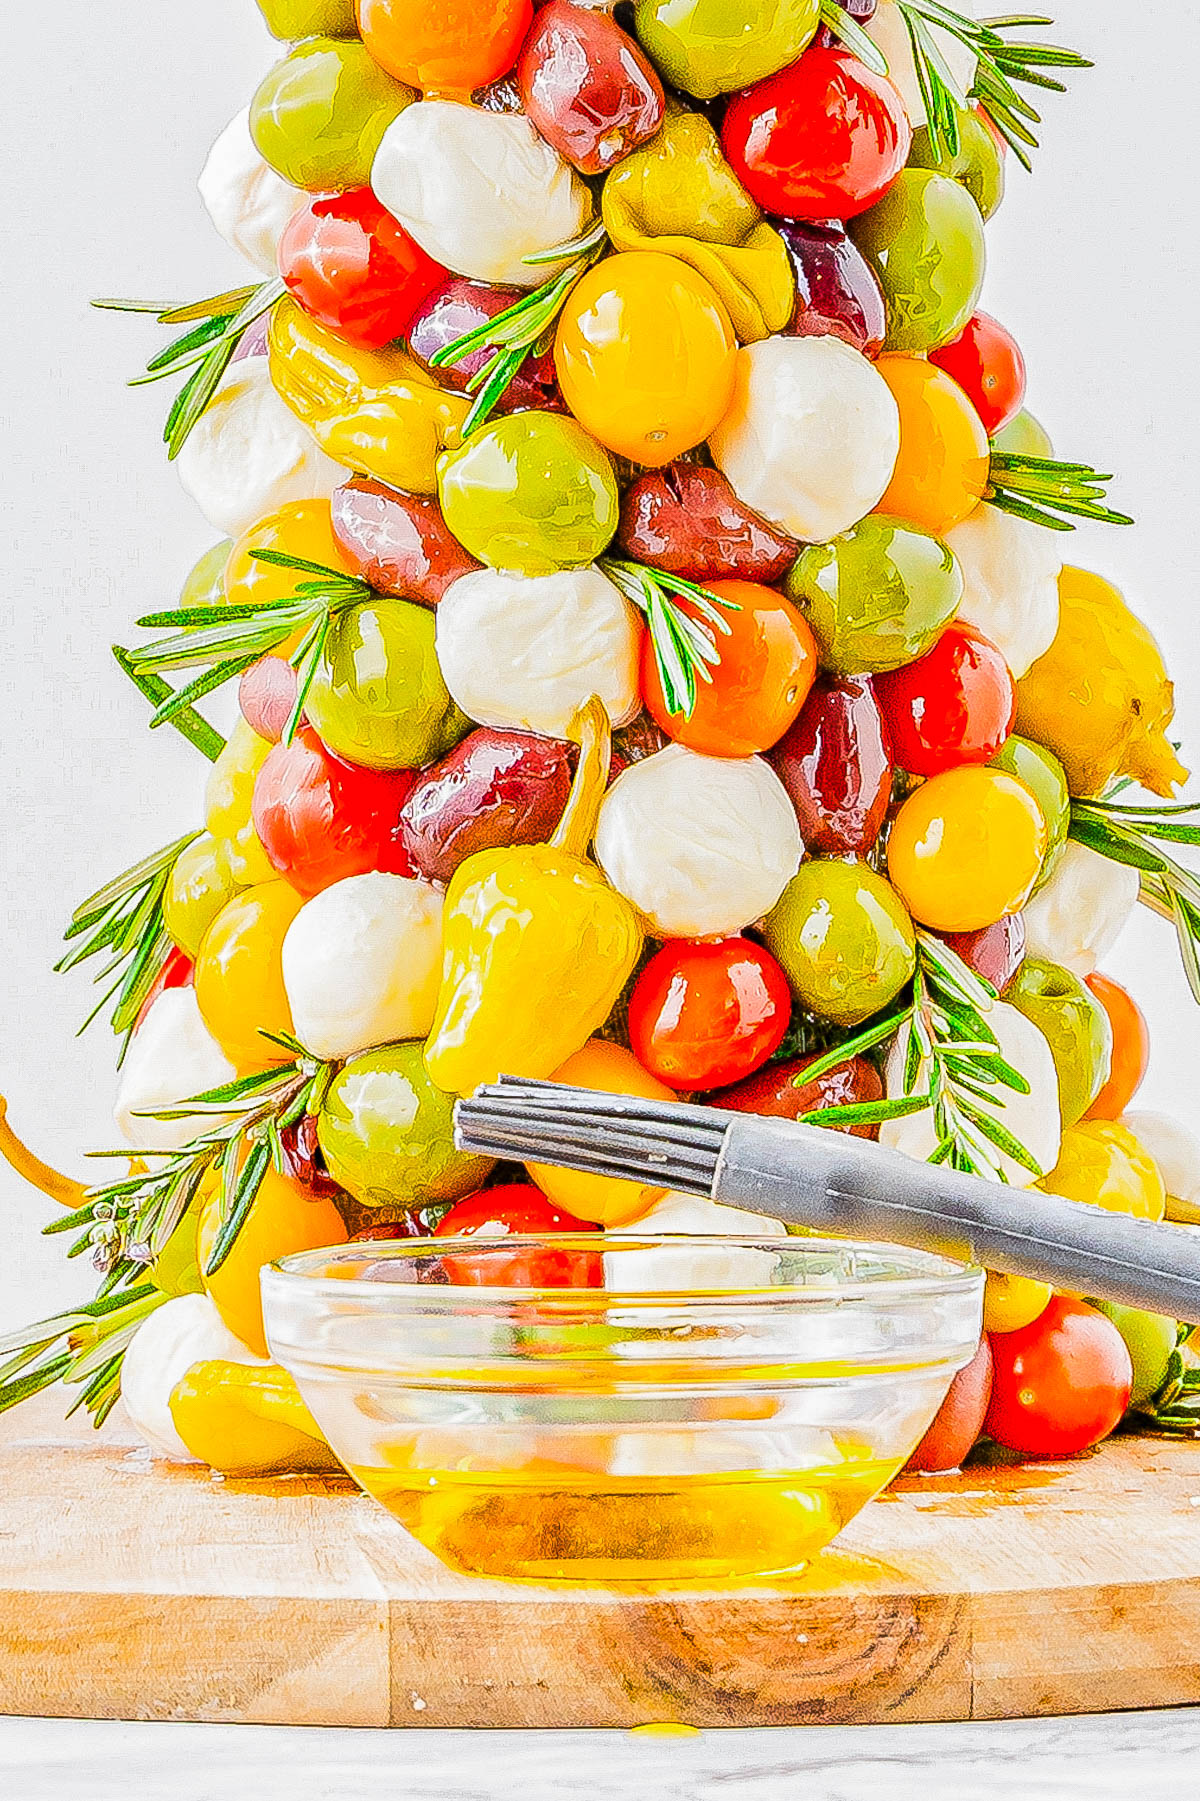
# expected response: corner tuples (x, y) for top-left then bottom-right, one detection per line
(938, 913), (1026, 994)
(628, 938), (792, 1092)
(277, 188), (447, 350)
(769, 673), (894, 857)
(874, 623), (1016, 777)
(929, 311), (1027, 437)
(985, 1297), (1132, 1457)
(134, 946), (195, 1032)
(239, 656), (300, 745)
(721, 46), (912, 223)
(905, 1336), (993, 1473)
(434, 1183), (602, 1288)
(1084, 972), (1150, 1119)
(251, 724), (416, 896)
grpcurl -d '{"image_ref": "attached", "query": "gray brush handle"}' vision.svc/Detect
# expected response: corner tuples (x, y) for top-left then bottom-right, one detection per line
(714, 1114), (1200, 1322)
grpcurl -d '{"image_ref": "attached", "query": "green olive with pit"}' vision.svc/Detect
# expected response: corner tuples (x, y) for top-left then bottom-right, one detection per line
(305, 597), (470, 771)
(850, 169), (986, 354)
(438, 414), (619, 577)
(989, 736), (1071, 890)
(318, 1042), (493, 1209)
(633, 0), (822, 101)
(762, 858), (916, 1027)
(249, 37), (416, 192)
(784, 515), (963, 675)
(1007, 957), (1114, 1128)
(908, 108), (1005, 222)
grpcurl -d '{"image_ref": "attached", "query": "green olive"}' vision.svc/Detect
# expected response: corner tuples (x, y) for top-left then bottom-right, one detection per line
(784, 515), (963, 675)
(306, 598), (470, 771)
(180, 541), (231, 610)
(318, 1042), (493, 1209)
(1089, 1301), (1178, 1410)
(762, 859), (916, 1027)
(992, 409), (1055, 459)
(989, 736), (1070, 890)
(151, 1210), (204, 1299)
(255, 0), (358, 37)
(163, 835), (241, 959)
(850, 169), (986, 354)
(908, 109), (1005, 221)
(633, 0), (821, 100)
(249, 38), (416, 192)
(1006, 957), (1113, 1128)
(438, 415), (619, 577)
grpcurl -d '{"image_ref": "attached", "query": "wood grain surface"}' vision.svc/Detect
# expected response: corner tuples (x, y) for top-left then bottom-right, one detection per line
(3, 1393), (1200, 1730)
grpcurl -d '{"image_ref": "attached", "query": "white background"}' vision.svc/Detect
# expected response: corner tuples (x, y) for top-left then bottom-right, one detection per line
(1, 0), (1197, 1334)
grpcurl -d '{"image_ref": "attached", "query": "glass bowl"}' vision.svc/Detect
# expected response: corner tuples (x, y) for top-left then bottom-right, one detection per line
(262, 1235), (982, 1585)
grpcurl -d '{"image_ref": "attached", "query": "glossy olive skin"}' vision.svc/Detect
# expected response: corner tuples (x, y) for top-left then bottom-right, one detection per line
(438, 413), (619, 576)
(850, 170), (987, 354)
(634, 0), (821, 100)
(769, 675), (894, 857)
(617, 462), (796, 585)
(908, 109), (1005, 222)
(407, 280), (562, 415)
(332, 478), (480, 606)
(784, 515), (964, 676)
(988, 734), (1070, 891)
(775, 219), (886, 357)
(255, 0), (357, 37)
(318, 1043), (493, 1210)
(1007, 957), (1114, 1129)
(716, 1050), (884, 1139)
(397, 728), (576, 883)
(763, 858), (917, 1027)
(305, 598), (470, 771)
(516, 1), (665, 176)
(249, 38), (415, 193)
(939, 914), (1026, 994)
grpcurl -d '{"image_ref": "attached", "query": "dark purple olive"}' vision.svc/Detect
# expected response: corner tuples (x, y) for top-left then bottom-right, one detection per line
(770, 675), (894, 856)
(774, 219), (887, 357)
(617, 462), (797, 584)
(516, 0), (665, 176)
(716, 1052), (884, 1139)
(939, 915), (1027, 995)
(397, 728), (576, 883)
(331, 478), (480, 605)
(407, 279), (563, 413)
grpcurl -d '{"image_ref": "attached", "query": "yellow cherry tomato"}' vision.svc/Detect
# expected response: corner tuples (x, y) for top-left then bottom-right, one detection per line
(983, 1269), (1052, 1335)
(527, 1038), (677, 1225)
(873, 355), (990, 537)
(1039, 1120), (1167, 1222)
(169, 1359), (339, 1476)
(194, 880), (305, 1070)
(887, 765), (1047, 932)
(163, 834), (241, 959)
(554, 251), (736, 467)
(223, 498), (353, 611)
(197, 1164), (349, 1357)
(205, 717), (277, 888)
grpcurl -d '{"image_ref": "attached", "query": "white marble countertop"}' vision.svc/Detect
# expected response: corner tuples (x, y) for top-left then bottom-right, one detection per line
(3, 1711), (1198, 1800)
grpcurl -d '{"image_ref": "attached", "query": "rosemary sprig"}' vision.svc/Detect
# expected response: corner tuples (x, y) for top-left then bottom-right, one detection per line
(1070, 795), (1200, 1005)
(598, 558), (741, 720)
(112, 645), (226, 763)
(985, 451), (1133, 532)
(126, 551), (373, 741)
(793, 933), (1043, 1182)
(427, 220), (608, 436)
(56, 832), (199, 1056)
(818, 0), (889, 74)
(93, 278), (286, 459)
(0, 1284), (167, 1426)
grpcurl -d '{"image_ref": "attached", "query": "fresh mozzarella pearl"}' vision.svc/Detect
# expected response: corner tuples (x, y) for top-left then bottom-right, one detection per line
(198, 107), (303, 277)
(114, 988), (238, 1153)
(175, 358), (349, 539)
(604, 1191), (786, 1296)
(436, 567), (641, 737)
(708, 335), (901, 542)
(1022, 840), (1141, 977)
(865, 0), (978, 131)
(1120, 1111), (1200, 1210)
(122, 1294), (266, 1462)
(371, 101), (594, 287)
(880, 999), (1061, 1186)
(595, 743), (803, 938)
(945, 503), (1062, 679)
(282, 872), (444, 1062)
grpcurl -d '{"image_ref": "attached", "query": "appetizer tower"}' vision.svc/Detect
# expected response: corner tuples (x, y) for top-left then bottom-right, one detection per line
(5, 0), (1199, 1476)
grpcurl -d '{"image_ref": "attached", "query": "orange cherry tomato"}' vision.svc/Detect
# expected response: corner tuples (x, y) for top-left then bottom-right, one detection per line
(554, 251), (736, 467)
(198, 1165), (348, 1357)
(1084, 972), (1150, 1119)
(873, 355), (990, 537)
(527, 1039), (677, 1226)
(642, 578), (818, 756)
(194, 881), (306, 1070)
(887, 765), (1046, 932)
(224, 498), (355, 612)
(357, 0), (533, 95)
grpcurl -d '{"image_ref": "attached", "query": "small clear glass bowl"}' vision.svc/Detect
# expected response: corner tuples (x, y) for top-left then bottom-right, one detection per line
(263, 1236), (982, 1585)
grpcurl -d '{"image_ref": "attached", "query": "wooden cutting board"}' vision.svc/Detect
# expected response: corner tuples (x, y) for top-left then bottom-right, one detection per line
(3, 1391), (1200, 1730)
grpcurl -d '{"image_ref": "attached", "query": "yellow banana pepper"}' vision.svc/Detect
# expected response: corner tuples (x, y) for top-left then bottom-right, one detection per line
(169, 1358), (341, 1477)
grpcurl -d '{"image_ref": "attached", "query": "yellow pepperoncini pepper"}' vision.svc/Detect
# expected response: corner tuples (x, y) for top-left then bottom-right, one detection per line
(424, 699), (644, 1096)
(601, 105), (795, 345)
(267, 298), (469, 494)
(1038, 1119), (1167, 1222)
(169, 1358), (340, 1477)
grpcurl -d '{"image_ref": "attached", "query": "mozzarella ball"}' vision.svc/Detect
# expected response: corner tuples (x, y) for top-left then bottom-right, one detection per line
(176, 358), (349, 538)
(945, 503), (1063, 679)
(595, 744), (802, 937)
(865, 0), (978, 131)
(114, 988), (239, 1153)
(709, 335), (901, 542)
(371, 101), (594, 288)
(880, 999), (1061, 1186)
(436, 567), (641, 737)
(198, 107), (303, 277)
(1121, 1111), (1200, 1211)
(282, 872), (443, 1062)
(605, 1191), (786, 1294)
(1022, 840), (1141, 977)
(122, 1294), (266, 1462)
